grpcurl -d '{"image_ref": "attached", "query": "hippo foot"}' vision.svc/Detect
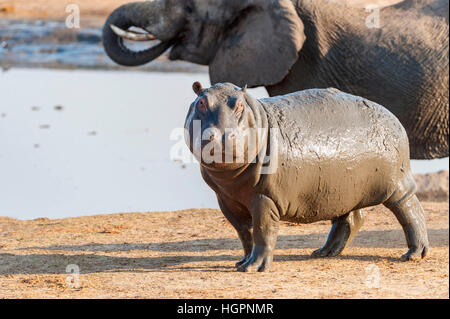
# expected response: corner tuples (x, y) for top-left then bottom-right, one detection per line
(235, 255), (250, 267)
(311, 245), (342, 258)
(236, 246), (272, 272)
(401, 245), (429, 261)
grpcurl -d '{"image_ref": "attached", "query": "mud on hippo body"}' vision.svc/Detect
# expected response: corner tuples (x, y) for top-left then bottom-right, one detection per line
(184, 82), (430, 272)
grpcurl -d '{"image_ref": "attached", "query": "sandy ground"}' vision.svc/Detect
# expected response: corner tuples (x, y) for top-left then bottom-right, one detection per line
(0, 201), (448, 299)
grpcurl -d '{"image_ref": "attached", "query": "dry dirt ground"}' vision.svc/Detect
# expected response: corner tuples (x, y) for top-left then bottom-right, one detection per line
(0, 202), (448, 298)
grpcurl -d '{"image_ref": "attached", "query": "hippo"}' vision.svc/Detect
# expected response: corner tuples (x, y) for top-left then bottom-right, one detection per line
(184, 82), (430, 272)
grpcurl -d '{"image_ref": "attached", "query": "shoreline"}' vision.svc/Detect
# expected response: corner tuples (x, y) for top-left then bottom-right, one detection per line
(1, 170), (447, 221)
(0, 18), (207, 73)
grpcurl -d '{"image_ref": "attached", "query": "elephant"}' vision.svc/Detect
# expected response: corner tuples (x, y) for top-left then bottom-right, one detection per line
(102, 0), (449, 160)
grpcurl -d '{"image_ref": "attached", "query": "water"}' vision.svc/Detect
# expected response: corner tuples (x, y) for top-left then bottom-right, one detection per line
(0, 69), (447, 220)
(0, 19), (206, 73)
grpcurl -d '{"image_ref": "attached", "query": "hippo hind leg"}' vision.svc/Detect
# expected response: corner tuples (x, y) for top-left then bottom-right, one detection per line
(384, 173), (429, 261)
(312, 209), (365, 257)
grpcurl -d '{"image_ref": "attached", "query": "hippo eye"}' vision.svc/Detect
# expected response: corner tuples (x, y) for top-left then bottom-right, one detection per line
(196, 98), (208, 113)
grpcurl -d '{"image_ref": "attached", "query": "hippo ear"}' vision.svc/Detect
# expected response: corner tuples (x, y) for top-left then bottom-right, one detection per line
(192, 81), (203, 95)
(234, 99), (245, 117)
(210, 0), (305, 88)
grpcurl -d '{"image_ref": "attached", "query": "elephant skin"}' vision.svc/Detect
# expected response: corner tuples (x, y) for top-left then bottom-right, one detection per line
(103, 0), (449, 160)
(184, 82), (430, 272)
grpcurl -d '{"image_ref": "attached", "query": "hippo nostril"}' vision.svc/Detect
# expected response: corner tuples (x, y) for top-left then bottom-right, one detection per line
(228, 132), (236, 140)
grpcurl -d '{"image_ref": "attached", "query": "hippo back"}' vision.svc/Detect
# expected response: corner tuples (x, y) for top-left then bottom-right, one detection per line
(261, 88), (409, 163)
(258, 88), (412, 222)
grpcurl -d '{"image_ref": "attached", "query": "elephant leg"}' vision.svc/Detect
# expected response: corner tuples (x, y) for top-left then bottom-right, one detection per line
(216, 196), (253, 267)
(312, 209), (365, 257)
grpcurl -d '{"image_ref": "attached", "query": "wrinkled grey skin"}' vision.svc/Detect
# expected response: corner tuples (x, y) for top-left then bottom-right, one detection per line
(103, 0), (449, 160)
(185, 82), (429, 272)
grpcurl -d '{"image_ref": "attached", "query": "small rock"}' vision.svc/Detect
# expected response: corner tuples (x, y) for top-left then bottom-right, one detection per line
(1, 64), (11, 72)
(54, 105), (64, 111)
(39, 124), (50, 129)
(31, 106), (40, 111)
(0, 5), (14, 13)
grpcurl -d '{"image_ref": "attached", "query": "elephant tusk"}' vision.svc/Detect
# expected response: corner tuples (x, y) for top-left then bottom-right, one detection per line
(110, 24), (156, 41)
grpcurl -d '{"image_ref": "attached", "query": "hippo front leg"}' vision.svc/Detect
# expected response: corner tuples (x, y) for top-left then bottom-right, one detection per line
(216, 196), (253, 267)
(237, 195), (280, 272)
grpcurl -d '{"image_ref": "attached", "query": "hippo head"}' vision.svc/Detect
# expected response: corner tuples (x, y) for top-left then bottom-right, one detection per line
(184, 82), (265, 169)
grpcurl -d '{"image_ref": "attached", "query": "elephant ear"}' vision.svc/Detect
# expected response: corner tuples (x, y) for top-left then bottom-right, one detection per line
(209, 0), (306, 88)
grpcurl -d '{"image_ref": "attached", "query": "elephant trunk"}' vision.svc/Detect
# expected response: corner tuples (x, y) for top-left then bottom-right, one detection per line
(102, 0), (184, 67)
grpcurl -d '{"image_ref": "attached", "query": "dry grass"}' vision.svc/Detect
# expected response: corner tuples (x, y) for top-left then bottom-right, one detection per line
(0, 202), (448, 298)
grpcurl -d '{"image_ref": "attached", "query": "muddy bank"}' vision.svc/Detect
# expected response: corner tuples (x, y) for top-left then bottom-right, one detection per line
(0, 202), (447, 298)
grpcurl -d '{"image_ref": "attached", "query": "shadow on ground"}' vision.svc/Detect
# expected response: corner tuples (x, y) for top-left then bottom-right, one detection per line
(1, 228), (447, 275)
(13, 228), (449, 252)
